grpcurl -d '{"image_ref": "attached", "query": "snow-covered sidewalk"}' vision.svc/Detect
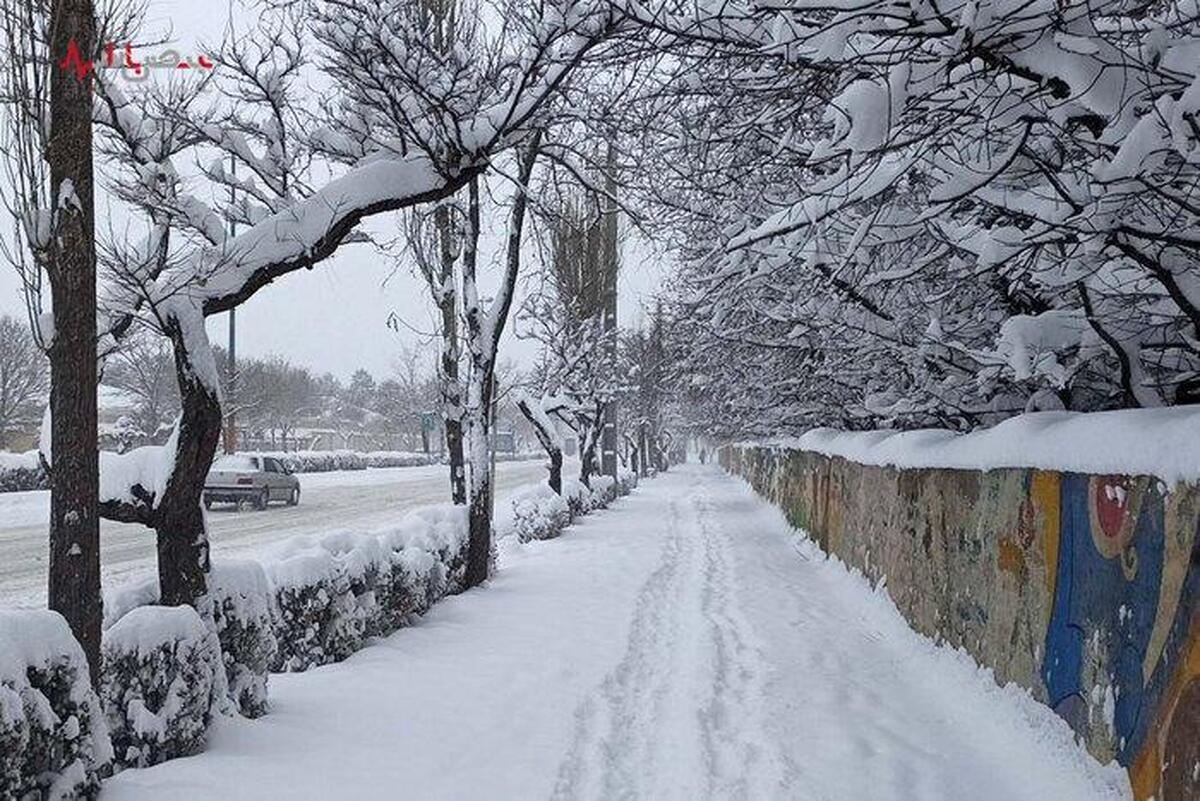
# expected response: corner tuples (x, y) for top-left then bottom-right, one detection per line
(102, 466), (1130, 801)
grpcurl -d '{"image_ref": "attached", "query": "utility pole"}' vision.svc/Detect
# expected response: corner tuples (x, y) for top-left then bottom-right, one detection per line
(600, 134), (619, 482)
(223, 156), (238, 454)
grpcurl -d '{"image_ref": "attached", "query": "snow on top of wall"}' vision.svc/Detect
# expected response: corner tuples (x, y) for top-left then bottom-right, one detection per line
(752, 407), (1200, 485)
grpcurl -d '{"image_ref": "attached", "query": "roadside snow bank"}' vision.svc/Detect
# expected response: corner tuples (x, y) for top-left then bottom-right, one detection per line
(764, 407), (1200, 484)
(0, 610), (111, 799)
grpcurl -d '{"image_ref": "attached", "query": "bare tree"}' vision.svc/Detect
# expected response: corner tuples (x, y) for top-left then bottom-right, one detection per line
(0, 315), (49, 449)
(518, 174), (618, 488)
(104, 332), (178, 444)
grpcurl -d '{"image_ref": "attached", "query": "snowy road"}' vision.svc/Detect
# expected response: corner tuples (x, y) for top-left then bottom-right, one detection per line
(0, 460), (552, 607)
(103, 465), (1129, 801)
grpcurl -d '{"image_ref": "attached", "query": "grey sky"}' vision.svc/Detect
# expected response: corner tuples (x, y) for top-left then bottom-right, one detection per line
(0, 0), (670, 382)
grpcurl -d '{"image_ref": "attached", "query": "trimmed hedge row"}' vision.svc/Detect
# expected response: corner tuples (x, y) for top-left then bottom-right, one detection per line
(257, 450), (435, 474)
(499, 469), (638, 543)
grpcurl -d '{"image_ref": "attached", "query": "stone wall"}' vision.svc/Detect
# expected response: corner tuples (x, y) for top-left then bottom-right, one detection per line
(721, 445), (1200, 801)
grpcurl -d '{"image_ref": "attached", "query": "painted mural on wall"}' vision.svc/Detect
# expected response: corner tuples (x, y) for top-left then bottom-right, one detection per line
(721, 446), (1200, 801)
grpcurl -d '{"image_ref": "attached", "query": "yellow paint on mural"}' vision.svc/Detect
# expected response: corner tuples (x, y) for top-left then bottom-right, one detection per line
(1031, 471), (1059, 602)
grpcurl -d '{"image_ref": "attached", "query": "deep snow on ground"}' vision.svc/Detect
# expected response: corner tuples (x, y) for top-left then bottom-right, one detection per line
(0, 459), (561, 606)
(102, 466), (1130, 801)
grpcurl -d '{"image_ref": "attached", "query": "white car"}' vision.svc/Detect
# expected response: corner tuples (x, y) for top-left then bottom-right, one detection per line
(204, 454), (301, 510)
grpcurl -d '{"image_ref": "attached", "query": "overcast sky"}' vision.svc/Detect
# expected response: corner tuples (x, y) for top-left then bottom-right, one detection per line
(0, 0), (670, 382)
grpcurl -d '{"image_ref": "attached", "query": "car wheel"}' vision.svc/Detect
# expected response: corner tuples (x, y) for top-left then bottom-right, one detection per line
(287, 487), (300, 506)
(255, 488), (269, 511)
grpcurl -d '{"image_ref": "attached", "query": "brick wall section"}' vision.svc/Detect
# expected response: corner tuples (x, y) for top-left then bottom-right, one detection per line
(721, 445), (1200, 801)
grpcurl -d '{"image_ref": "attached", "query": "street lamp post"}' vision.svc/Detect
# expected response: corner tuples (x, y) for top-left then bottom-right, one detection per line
(223, 156), (238, 454)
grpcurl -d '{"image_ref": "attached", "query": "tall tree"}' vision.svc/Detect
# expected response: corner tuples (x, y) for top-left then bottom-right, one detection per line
(48, 0), (101, 678)
(461, 133), (542, 588)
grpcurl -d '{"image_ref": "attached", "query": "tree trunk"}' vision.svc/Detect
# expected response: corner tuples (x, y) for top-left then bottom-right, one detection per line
(154, 318), (220, 606)
(435, 204), (467, 505)
(445, 415), (466, 504)
(463, 368), (494, 588)
(47, 0), (101, 683)
(638, 423), (649, 477)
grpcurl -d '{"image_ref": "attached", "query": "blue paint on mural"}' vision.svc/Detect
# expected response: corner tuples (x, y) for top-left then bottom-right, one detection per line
(1042, 474), (1165, 764)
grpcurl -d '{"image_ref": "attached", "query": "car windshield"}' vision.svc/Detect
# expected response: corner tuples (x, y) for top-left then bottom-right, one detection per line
(212, 455), (260, 472)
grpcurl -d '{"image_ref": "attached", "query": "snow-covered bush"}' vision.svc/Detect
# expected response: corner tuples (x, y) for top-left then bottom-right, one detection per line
(104, 565), (277, 720)
(399, 505), (469, 596)
(0, 450), (47, 493)
(208, 561), (277, 718)
(506, 482), (571, 542)
(381, 546), (438, 621)
(617, 468), (638, 496)
(101, 605), (223, 770)
(104, 575), (161, 631)
(589, 476), (617, 509)
(267, 544), (361, 671)
(319, 531), (388, 636)
(0, 610), (111, 799)
(562, 479), (590, 520)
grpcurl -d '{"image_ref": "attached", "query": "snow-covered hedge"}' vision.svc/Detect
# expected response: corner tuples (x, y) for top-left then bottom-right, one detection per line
(104, 562), (277, 721)
(207, 561), (277, 718)
(396, 505), (469, 595)
(363, 451), (439, 469)
(318, 531), (388, 636)
(101, 606), (225, 770)
(382, 547), (439, 619)
(0, 450), (47, 493)
(505, 482), (572, 542)
(496, 470), (641, 544)
(562, 479), (590, 519)
(0, 610), (111, 800)
(618, 467), (639, 495)
(267, 545), (362, 672)
(589, 476), (618, 509)
(254, 450), (435, 474)
(266, 507), (468, 672)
